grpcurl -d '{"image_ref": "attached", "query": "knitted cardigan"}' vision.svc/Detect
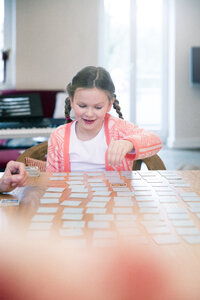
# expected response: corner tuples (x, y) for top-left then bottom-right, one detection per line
(46, 113), (162, 172)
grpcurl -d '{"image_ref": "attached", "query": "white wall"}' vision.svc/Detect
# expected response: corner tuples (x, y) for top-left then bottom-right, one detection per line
(15, 0), (99, 90)
(168, 0), (200, 148)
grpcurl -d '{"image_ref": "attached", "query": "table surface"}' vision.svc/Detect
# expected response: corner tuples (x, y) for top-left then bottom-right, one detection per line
(1, 170), (200, 298)
(1, 170), (200, 240)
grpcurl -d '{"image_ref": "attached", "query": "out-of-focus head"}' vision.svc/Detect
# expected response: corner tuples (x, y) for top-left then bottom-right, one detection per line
(0, 232), (188, 300)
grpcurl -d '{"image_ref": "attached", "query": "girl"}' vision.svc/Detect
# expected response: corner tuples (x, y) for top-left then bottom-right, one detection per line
(46, 66), (162, 172)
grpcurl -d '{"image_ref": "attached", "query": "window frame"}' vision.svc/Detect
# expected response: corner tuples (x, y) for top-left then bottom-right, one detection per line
(0, 0), (16, 89)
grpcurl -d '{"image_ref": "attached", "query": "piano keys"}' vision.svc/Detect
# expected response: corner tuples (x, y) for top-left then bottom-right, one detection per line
(0, 127), (55, 139)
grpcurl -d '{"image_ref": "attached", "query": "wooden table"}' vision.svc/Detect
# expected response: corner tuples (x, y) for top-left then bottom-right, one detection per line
(1, 170), (200, 299)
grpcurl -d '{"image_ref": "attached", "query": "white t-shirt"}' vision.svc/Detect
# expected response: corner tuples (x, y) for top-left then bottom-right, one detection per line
(69, 121), (107, 171)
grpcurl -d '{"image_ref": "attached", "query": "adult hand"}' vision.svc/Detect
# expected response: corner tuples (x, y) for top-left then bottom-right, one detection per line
(107, 140), (133, 167)
(0, 161), (28, 193)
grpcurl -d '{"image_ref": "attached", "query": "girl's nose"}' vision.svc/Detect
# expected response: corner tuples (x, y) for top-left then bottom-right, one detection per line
(85, 107), (94, 117)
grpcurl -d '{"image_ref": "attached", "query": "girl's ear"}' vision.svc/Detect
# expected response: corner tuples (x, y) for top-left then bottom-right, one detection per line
(107, 98), (114, 112)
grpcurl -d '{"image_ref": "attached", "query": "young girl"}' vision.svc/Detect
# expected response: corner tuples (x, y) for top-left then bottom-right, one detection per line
(46, 66), (162, 172)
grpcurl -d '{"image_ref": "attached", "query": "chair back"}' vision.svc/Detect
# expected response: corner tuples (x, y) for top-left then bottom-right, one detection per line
(132, 154), (166, 170)
(17, 141), (48, 163)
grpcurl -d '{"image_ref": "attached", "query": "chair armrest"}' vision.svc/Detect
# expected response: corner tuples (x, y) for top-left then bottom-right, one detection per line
(132, 154), (166, 170)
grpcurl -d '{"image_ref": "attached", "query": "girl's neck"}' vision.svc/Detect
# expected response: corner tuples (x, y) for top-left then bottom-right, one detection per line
(75, 121), (104, 141)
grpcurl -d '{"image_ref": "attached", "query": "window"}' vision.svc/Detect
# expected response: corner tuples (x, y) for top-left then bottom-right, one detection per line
(0, 0), (15, 88)
(0, 0), (4, 83)
(102, 0), (131, 120)
(101, 0), (168, 141)
(135, 0), (164, 131)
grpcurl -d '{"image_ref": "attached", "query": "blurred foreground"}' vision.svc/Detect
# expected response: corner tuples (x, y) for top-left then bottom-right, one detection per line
(0, 230), (198, 300)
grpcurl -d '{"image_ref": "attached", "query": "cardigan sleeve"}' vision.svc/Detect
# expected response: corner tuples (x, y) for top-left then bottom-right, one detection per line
(46, 132), (58, 172)
(123, 128), (162, 160)
(46, 126), (65, 172)
(108, 117), (162, 160)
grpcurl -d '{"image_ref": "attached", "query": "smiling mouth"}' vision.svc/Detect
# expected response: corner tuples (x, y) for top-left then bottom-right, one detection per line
(83, 119), (95, 124)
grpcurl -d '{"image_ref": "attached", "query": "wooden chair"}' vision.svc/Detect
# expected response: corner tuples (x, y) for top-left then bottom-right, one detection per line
(132, 154), (166, 170)
(16, 142), (48, 171)
(17, 141), (48, 164)
(16, 141), (166, 171)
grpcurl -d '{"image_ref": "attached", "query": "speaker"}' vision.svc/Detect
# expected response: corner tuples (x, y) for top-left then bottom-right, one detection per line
(190, 47), (200, 84)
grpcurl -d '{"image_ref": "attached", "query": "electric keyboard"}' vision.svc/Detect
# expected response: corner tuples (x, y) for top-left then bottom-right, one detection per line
(0, 118), (65, 139)
(0, 118), (65, 129)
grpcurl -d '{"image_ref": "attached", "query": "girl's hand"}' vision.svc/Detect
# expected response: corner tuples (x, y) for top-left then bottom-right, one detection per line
(107, 140), (134, 167)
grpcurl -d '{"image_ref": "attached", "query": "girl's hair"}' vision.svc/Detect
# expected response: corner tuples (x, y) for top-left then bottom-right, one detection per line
(65, 66), (123, 123)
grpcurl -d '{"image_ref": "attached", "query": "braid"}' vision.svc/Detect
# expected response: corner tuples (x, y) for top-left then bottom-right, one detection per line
(113, 95), (123, 119)
(65, 97), (72, 123)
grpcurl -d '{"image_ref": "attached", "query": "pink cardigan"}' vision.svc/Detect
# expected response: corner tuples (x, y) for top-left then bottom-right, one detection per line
(46, 113), (162, 172)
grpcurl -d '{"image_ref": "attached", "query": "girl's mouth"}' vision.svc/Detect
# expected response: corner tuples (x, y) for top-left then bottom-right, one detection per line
(83, 119), (95, 125)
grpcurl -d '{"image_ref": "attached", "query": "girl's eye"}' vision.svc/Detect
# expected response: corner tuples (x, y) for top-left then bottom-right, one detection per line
(79, 105), (86, 108)
(95, 107), (102, 110)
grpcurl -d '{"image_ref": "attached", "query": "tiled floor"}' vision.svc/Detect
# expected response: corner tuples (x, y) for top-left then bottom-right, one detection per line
(158, 147), (200, 170)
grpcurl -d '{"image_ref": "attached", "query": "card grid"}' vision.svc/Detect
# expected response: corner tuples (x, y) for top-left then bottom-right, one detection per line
(24, 171), (200, 245)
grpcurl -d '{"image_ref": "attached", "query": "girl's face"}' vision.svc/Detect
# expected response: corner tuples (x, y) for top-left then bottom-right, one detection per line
(70, 87), (113, 139)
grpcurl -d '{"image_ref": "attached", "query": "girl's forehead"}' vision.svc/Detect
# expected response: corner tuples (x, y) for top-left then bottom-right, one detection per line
(74, 87), (110, 100)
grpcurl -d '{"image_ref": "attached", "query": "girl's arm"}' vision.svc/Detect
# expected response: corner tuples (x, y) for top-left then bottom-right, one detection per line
(107, 118), (162, 167)
(122, 126), (162, 161)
